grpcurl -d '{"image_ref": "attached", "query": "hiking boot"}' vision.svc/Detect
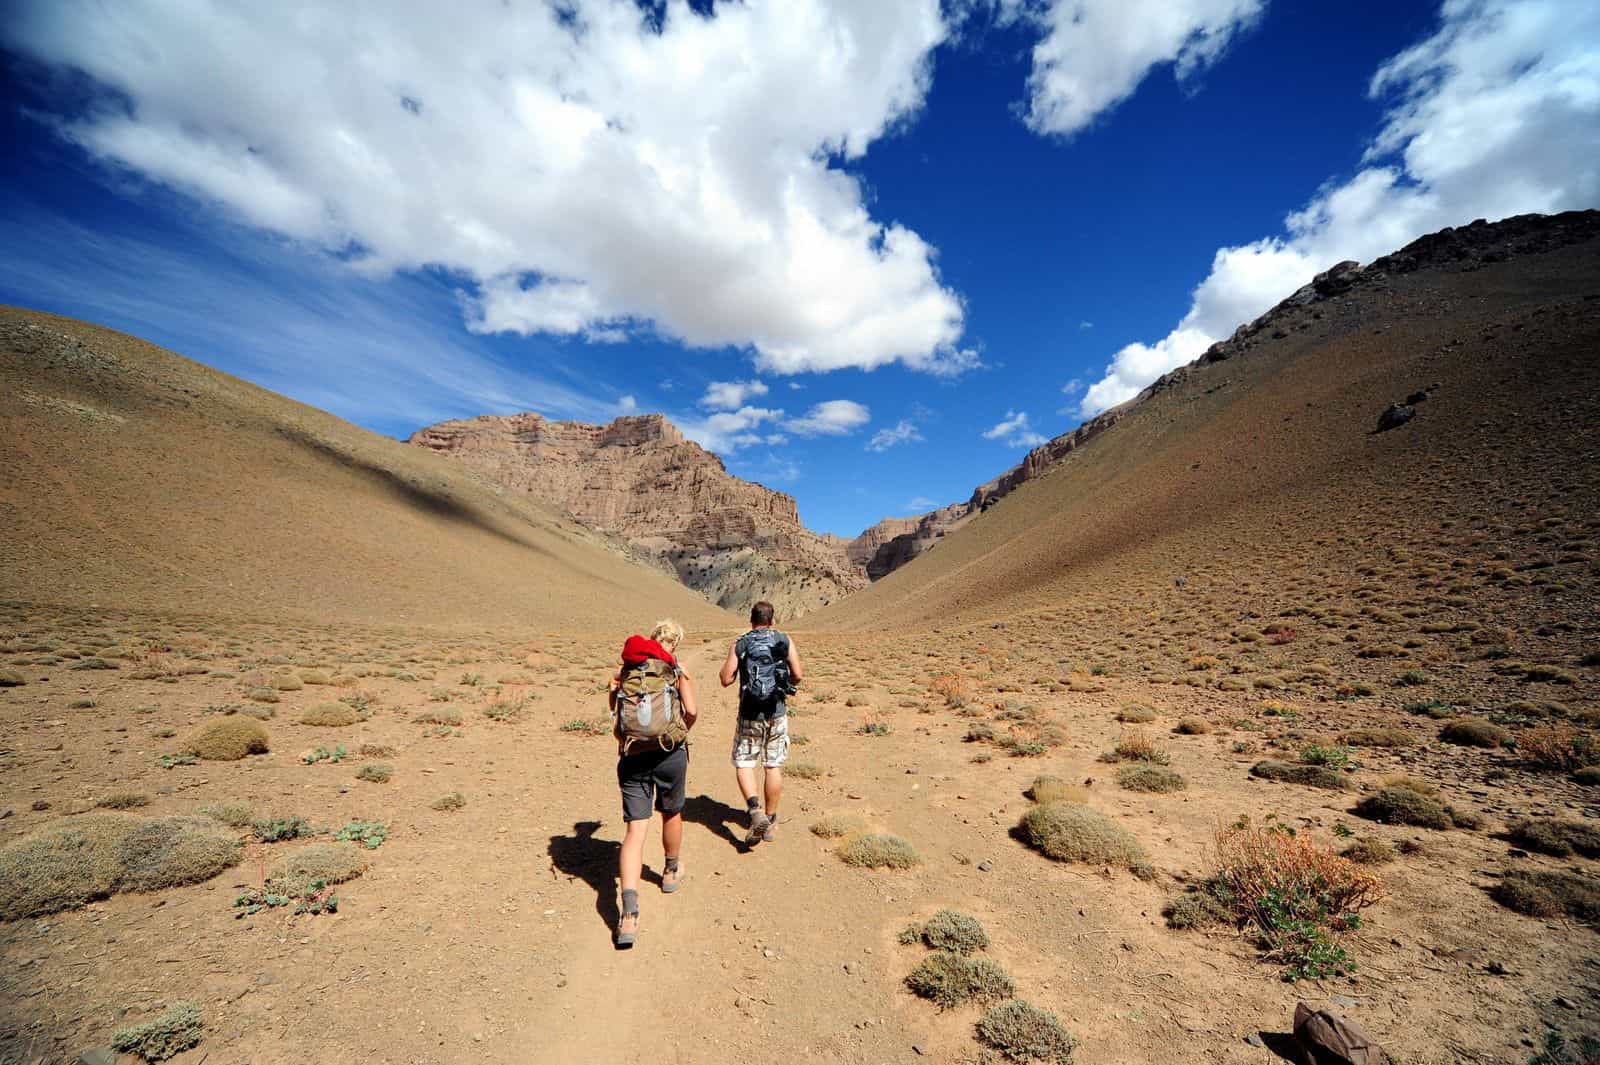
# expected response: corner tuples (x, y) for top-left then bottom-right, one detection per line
(745, 809), (771, 846)
(661, 862), (683, 894)
(760, 814), (778, 842)
(615, 910), (639, 949)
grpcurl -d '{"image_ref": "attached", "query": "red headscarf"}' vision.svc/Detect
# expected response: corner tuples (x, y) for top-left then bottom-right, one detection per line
(621, 634), (676, 669)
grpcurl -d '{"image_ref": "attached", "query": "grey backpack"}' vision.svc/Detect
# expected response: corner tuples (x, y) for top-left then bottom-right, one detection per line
(739, 630), (786, 704)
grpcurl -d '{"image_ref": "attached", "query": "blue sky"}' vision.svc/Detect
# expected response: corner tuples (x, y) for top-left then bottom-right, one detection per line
(2, 1), (1596, 536)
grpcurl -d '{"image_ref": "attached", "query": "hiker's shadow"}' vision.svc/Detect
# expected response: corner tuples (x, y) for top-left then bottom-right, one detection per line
(547, 821), (621, 932)
(682, 793), (745, 851)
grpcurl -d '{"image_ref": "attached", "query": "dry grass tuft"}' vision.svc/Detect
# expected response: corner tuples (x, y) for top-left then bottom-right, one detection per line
(265, 842), (368, 897)
(837, 833), (919, 869)
(975, 1001), (1077, 1064)
(430, 792), (466, 811)
(785, 761), (823, 780)
(356, 762), (393, 783)
(1163, 889), (1232, 929)
(1111, 730), (1170, 764)
(1338, 728), (1414, 748)
(1174, 716), (1212, 735)
(1341, 837), (1397, 864)
(181, 717), (268, 761)
(97, 791), (151, 810)
(199, 801), (254, 828)
(1353, 787), (1451, 829)
(1506, 818), (1600, 859)
(301, 701), (359, 727)
(1491, 869), (1600, 926)
(1117, 764), (1186, 792)
(1019, 802), (1147, 871)
(1025, 775), (1086, 804)
(0, 814), (240, 920)
(810, 812), (868, 839)
(1248, 761), (1346, 789)
(905, 951), (1014, 1010)
(1438, 718), (1508, 748)
(1518, 724), (1600, 771)
(918, 909), (990, 954)
(1115, 703), (1156, 723)
(111, 1001), (203, 1062)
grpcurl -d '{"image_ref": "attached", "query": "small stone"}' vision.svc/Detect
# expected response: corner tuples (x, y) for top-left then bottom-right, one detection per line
(0, 808), (12, 820)
(1555, 996), (1576, 1010)
(1244, 1033), (1265, 1047)
(843, 962), (855, 974)
(30, 800), (50, 812)
(762, 948), (776, 959)
(1329, 993), (1357, 1009)
(913, 1045), (926, 1056)
(977, 860), (993, 872)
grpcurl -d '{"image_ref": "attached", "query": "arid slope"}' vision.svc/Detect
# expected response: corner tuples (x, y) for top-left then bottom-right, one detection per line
(0, 307), (729, 632)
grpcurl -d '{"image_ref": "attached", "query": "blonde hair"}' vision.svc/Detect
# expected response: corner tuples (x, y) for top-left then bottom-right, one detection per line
(650, 619), (684, 651)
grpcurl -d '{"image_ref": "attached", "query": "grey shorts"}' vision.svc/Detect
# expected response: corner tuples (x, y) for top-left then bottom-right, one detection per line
(731, 714), (789, 769)
(618, 743), (687, 822)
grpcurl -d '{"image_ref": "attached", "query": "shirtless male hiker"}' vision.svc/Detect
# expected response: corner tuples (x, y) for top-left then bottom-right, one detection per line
(718, 601), (803, 845)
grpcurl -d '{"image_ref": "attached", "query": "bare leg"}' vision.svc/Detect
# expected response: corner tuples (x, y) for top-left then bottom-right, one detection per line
(764, 766), (783, 816)
(735, 765), (760, 805)
(661, 811), (683, 862)
(619, 818), (650, 894)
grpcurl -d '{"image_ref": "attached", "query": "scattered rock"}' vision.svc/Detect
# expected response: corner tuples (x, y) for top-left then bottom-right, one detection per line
(1375, 404), (1416, 433)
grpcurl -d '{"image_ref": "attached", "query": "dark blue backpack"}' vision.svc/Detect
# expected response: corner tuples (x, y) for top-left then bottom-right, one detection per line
(739, 629), (790, 704)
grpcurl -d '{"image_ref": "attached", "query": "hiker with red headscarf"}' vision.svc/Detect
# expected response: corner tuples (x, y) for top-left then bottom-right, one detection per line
(606, 618), (697, 948)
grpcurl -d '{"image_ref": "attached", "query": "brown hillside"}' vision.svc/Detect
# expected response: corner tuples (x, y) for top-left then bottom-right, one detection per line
(408, 411), (865, 617)
(819, 212), (1600, 671)
(0, 307), (729, 632)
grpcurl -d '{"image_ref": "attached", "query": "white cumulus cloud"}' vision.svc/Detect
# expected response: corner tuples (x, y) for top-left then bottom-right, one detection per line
(788, 399), (872, 437)
(3, 0), (971, 375)
(677, 406), (785, 455)
(701, 380), (770, 411)
(866, 419), (924, 451)
(982, 410), (1048, 448)
(1079, 0), (1600, 416)
(1002, 0), (1265, 137)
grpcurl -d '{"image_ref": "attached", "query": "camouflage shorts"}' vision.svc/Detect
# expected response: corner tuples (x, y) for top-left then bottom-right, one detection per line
(731, 714), (789, 769)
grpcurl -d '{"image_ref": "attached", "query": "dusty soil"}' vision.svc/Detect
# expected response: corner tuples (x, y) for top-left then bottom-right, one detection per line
(1, 603), (1594, 1064)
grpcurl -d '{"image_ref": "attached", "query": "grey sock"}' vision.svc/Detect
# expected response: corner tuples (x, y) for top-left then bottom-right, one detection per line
(746, 796), (761, 811)
(664, 856), (680, 873)
(621, 888), (639, 915)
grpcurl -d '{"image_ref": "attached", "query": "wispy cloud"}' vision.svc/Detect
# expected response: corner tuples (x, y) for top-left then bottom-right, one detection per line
(0, 201), (617, 434)
(787, 399), (872, 437)
(866, 419), (924, 452)
(701, 379), (770, 411)
(982, 409), (1048, 448)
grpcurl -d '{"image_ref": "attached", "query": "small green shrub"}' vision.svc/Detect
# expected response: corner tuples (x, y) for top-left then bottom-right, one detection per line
(1353, 787), (1451, 829)
(975, 1001), (1077, 1064)
(1491, 869), (1599, 926)
(1163, 888), (1231, 929)
(905, 951), (1014, 1010)
(111, 1001), (202, 1062)
(97, 791), (151, 810)
(1116, 764), (1186, 793)
(1299, 745), (1352, 769)
(333, 820), (388, 850)
(1339, 728), (1414, 747)
(301, 744), (347, 765)
(857, 722), (893, 736)
(918, 909), (989, 954)
(199, 801), (254, 828)
(1019, 802), (1147, 871)
(837, 833), (919, 869)
(415, 707), (463, 726)
(356, 763), (393, 784)
(1249, 761), (1346, 789)
(252, 816), (313, 842)
(431, 792), (466, 811)
(1507, 818), (1600, 859)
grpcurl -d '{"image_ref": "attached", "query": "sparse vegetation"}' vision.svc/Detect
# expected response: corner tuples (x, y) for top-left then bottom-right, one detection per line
(786, 761), (823, 780)
(1018, 802), (1148, 872)
(181, 716), (269, 760)
(1025, 775), (1085, 804)
(333, 820), (389, 849)
(975, 1000), (1077, 1064)
(1249, 761), (1347, 789)
(1116, 703), (1156, 723)
(1116, 763), (1185, 792)
(253, 815), (313, 842)
(97, 790), (151, 810)
(1339, 728), (1414, 747)
(200, 801), (254, 828)
(1341, 837), (1396, 864)
(809, 812), (867, 839)
(836, 833), (919, 869)
(1353, 787), (1451, 829)
(301, 701), (359, 727)
(1174, 716), (1211, 735)
(265, 842), (368, 896)
(1439, 718), (1508, 748)
(111, 1001), (203, 1062)
(1491, 869), (1599, 927)
(430, 792), (466, 811)
(0, 814), (240, 919)
(905, 951), (1014, 1009)
(916, 909), (990, 954)
(1518, 724), (1600, 771)
(1506, 818), (1600, 859)
(356, 762), (393, 783)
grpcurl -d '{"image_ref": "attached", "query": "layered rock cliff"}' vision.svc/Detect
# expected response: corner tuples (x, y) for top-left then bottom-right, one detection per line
(407, 412), (865, 617)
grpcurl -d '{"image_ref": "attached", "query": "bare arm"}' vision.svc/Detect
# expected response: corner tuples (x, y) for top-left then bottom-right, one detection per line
(786, 638), (803, 686)
(677, 671), (699, 729)
(718, 642), (739, 687)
